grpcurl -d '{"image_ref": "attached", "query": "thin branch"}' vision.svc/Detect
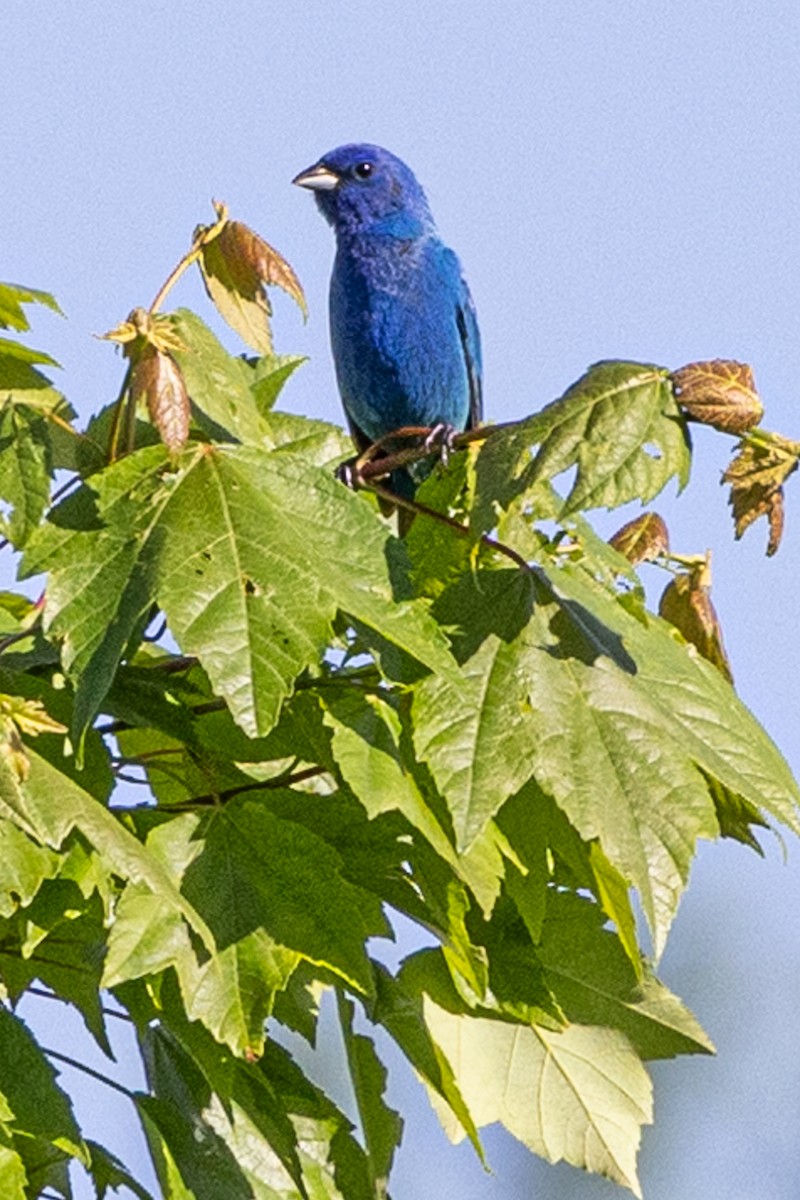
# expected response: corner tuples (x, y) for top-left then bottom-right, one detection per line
(150, 655), (197, 674)
(112, 770), (154, 786)
(354, 419), (507, 484)
(113, 747), (185, 765)
(43, 1047), (136, 1100)
(24, 983), (133, 1023)
(165, 765), (328, 811)
(0, 613), (43, 655)
(49, 473), (84, 506)
(367, 480), (531, 572)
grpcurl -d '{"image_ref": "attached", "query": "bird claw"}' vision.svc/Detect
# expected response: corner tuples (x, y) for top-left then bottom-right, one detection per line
(423, 422), (459, 468)
(335, 458), (362, 490)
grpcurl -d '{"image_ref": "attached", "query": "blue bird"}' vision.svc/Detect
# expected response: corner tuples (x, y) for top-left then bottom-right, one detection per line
(292, 143), (482, 510)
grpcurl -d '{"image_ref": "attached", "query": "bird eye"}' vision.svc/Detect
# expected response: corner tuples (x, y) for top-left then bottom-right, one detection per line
(354, 161), (374, 180)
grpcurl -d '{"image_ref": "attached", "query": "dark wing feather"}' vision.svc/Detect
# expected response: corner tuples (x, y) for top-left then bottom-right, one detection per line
(455, 280), (483, 430)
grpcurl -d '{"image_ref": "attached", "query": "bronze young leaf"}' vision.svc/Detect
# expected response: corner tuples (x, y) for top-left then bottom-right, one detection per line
(198, 212), (307, 354)
(609, 512), (670, 565)
(658, 558), (733, 682)
(671, 359), (764, 435)
(722, 434), (800, 556)
(130, 344), (190, 452)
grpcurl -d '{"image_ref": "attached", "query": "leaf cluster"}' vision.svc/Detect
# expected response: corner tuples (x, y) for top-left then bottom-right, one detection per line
(0, 224), (797, 1200)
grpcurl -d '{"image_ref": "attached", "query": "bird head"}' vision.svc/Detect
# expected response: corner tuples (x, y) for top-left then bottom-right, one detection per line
(292, 143), (433, 240)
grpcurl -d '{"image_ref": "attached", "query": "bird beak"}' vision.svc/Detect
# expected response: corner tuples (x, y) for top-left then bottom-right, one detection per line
(292, 162), (340, 191)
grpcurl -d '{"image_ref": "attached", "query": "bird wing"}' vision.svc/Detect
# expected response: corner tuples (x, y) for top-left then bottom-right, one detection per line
(455, 277), (483, 430)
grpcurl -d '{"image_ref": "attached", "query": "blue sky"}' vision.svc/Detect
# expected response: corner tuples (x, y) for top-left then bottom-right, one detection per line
(6, 3), (800, 1197)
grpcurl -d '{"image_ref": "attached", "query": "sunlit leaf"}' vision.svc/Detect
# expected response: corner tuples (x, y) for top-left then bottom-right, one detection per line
(473, 360), (690, 531)
(0, 282), (63, 332)
(424, 999), (652, 1197)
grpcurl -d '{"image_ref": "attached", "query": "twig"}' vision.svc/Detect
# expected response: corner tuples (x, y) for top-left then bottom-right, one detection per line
(43, 1047), (136, 1100)
(367, 480), (531, 572)
(24, 983), (133, 1024)
(353, 419), (507, 484)
(165, 765), (328, 811)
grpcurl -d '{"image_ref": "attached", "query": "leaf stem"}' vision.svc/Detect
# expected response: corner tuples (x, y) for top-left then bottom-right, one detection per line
(739, 426), (800, 457)
(107, 362), (132, 463)
(148, 200), (229, 314)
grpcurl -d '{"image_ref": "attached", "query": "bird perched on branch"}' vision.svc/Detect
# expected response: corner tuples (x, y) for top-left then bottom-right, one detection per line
(293, 143), (482, 513)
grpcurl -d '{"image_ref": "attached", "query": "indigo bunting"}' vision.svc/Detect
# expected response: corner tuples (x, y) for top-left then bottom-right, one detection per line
(293, 143), (482, 503)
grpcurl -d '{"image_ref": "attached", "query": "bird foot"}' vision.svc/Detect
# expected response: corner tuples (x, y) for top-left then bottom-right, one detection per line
(423, 422), (459, 467)
(335, 457), (363, 490)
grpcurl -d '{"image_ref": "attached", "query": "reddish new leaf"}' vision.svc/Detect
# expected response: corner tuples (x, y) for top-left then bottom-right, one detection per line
(722, 434), (799, 556)
(658, 563), (733, 683)
(198, 209), (307, 353)
(609, 512), (669, 565)
(672, 360), (763, 434)
(130, 346), (190, 453)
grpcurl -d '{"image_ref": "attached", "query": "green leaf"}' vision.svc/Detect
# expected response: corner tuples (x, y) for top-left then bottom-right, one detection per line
(0, 283), (62, 332)
(0, 821), (59, 916)
(28, 438), (456, 743)
(187, 931), (300, 1058)
(85, 1139), (156, 1200)
(182, 798), (387, 994)
(141, 1025), (370, 1200)
(412, 571), (539, 850)
(0, 1007), (86, 1162)
(550, 560), (800, 835)
(321, 689), (457, 860)
(0, 341), (70, 417)
(368, 962), (484, 1164)
(404, 453), (477, 599)
(587, 841), (641, 975)
(1, 888), (111, 1055)
(538, 890), (714, 1060)
(104, 813), (298, 1057)
(249, 1040), (374, 1200)
(424, 999), (652, 1197)
(0, 747), (214, 951)
(137, 1096), (251, 1200)
(199, 239), (275, 356)
(168, 310), (275, 445)
(248, 354), (308, 414)
(495, 782), (553, 944)
(152, 444), (456, 738)
(0, 336), (60, 369)
(21, 445), (169, 741)
(474, 360), (691, 529)
(414, 567), (731, 955)
(0, 360), (75, 545)
(138, 1024), (253, 1200)
(337, 993), (403, 1194)
(265, 410), (351, 465)
(197, 218), (306, 355)
(0, 1138), (27, 1200)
